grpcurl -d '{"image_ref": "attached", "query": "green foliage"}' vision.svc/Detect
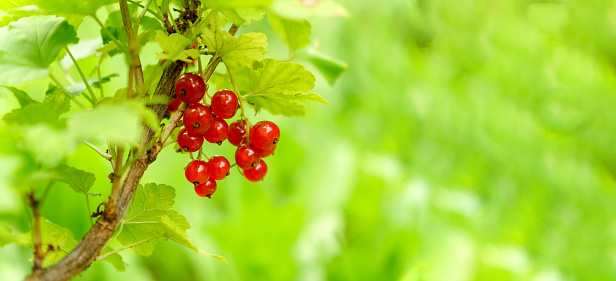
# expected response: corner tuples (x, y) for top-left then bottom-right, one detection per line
(268, 12), (311, 52)
(50, 164), (95, 195)
(155, 31), (200, 63)
(0, 15), (78, 86)
(116, 183), (224, 262)
(37, 0), (116, 16)
(201, 17), (268, 68)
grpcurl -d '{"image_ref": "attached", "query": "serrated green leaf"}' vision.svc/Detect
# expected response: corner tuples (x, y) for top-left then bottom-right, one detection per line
(38, 0), (116, 16)
(0, 15), (78, 86)
(44, 83), (71, 114)
(247, 93), (327, 116)
(220, 7), (266, 26)
(0, 1), (84, 29)
(271, 0), (349, 20)
(1, 86), (37, 107)
(158, 215), (197, 251)
(155, 30), (200, 63)
(117, 183), (176, 256)
(50, 164), (95, 194)
(2, 103), (60, 126)
(268, 12), (311, 52)
(202, 25), (268, 68)
(248, 58), (315, 95)
(21, 218), (78, 266)
(100, 247), (126, 271)
(301, 49), (347, 85)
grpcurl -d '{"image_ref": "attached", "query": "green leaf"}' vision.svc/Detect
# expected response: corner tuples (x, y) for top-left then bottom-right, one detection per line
(0, 1), (84, 29)
(38, 0), (117, 16)
(206, 0), (272, 8)
(241, 58), (325, 116)
(67, 102), (158, 145)
(248, 58), (315, 95)
(247, 92), (328, 116)
(50, 164), (95, 194)
(271, 0), (349, 20)
(201, 25), (268, 68)
(0, 224), (29, 247)
(100, 247), (126, 271)
(65, 74), (117, 96)
(0, 15), (78, 86)
(158, 215), (197, 251)
(220, 7), (266, 26)
(300, 49), (347, 85)
(0, 86), (37, 108)
(268, 12), (311, 52)
(117, 183), (176, 256)
(21, 218), (79, 266)
(2, 103), (60, 126)
(155, 30), (200, 63)
(16, 124), (77, 166)
(44, 83), (71, 114)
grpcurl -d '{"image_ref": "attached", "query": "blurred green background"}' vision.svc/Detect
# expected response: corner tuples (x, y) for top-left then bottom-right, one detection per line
(4, 0), (616, 280)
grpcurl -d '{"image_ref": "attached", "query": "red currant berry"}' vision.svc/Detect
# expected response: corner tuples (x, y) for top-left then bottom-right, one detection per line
(203, 117), (229, 144)
(194, 178), (217, 198)
(211, 89), (238, 119)
(249, 121), (280, 151)
(235, 143), (261, 170)
(183, 103), (213, 135)
(185, 159), (209, 185)
(258, 144), (276, 158)
(175, 73), (206, 104)
(228, 120), (249, 146)
(208, 155), (231, 180)
(177, 128), (203, 152)
(168, 96), (182, 115)
(243, 160), (267, 182)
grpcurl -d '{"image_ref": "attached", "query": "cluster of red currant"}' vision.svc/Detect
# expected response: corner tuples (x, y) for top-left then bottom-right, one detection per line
(168, 73), (280, 198)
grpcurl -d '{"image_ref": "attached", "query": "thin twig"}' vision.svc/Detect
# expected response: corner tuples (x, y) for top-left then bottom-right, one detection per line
(120, 0), (145, 96)
(83, 141), (112, 161)
(28, 191), (44, 272)
(64, 46), (98, 105)
(92, 15), (128, 53)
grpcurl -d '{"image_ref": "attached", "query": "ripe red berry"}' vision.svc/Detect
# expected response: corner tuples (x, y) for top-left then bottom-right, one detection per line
(183, 103), (213, 135)
(258, 144), (276, 158)
(175, 73), (206, 104)
(228, 120), (249, 146)
(235, 143), (261, 170)
(177, 128), (203, 152)
(211, 89), (238, 119)
(249, 121), (280, 151)
(208, 155), (230, 180)
(168, 96), (182, 115)
(194, 178), (217, 198)
(203, 117), (229, 144)
(185, 159), (209, 185)
(243, 160), (267, 182)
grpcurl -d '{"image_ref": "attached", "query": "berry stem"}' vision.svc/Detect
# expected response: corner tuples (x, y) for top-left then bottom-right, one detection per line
(65, 46), (98, 105)
(226, 66), (249, 122)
